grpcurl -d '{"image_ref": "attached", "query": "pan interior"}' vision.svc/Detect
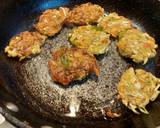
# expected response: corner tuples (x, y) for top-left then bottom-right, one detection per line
(15, 26), (129, 119)
(0, 0), (160, 127)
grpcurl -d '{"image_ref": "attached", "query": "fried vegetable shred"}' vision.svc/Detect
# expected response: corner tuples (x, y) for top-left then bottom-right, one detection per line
(48, 47), (100, 85)
(117, 67), (160, 114)
(65, 2), (104, 25)
(117, 29), (157, 64)
(98, 12), (132, 37)
(69, 25), (110, 55)
(5, 31), (46, 60)
(35, 7), (69, 36)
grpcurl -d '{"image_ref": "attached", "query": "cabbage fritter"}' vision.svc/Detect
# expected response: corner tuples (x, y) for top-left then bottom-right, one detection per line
(48, 47), (100, 86)
(117, 29), (157, 64)
(117, 67), (160, 114)
(98, 13), (132, 37)
(5, 31), (46, 60)
(65, 3), (104, 25)
(68, 25), (110, 55)
(35, 7), (69, 36)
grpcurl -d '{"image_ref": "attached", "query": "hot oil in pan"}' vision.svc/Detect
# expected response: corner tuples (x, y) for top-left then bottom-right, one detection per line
(10, 14), (159, 123)
(15, 26), (129, 119)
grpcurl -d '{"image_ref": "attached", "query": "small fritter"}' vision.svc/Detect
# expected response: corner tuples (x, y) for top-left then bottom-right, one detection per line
(35, 7), (69, 36)
(117, 67), (160, 114)
(117, 29), (157, 64)
(98, 13), (132, 37)
(65, 3), (104, 25)
(5, 31), (46, 60)
(68, 25), (110, 55)
(48, 47), (100, 85)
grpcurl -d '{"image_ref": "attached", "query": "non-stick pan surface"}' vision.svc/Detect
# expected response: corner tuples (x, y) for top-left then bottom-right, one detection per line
(0, 0), (160, 127)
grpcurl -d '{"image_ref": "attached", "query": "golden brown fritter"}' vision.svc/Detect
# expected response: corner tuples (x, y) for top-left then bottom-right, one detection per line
(117, 67), (160, 114)
(35, 7), (69, 36)
(65, 3), (104, 25)
(98, 13), (132, 37)
(5, 31), (47, 60)
(68, 25), (110, 55)
(117, 29), (157, 64)
(48, 47), (100, 86)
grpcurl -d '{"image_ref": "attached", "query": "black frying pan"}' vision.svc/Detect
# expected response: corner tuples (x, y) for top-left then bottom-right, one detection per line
(0, 0), (160, 128)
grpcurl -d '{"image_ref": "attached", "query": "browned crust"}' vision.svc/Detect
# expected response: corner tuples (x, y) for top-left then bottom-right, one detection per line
(35, 7), (69, 36)
(65, 3), (104, 25)
(48, 47), (100, 85)
(5, 31), (46, 60)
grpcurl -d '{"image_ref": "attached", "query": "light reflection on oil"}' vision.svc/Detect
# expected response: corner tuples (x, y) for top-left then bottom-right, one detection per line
(65, 96), (81, 117)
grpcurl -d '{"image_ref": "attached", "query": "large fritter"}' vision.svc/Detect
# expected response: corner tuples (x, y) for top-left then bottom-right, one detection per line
(35, 7), (69, 36)
(117, 67), (160, 114)
(5, 31), (46, 60)
(117, 29), (157, 64)
(65, 3), (104, 25)
(98, 13), (132, 37)
(68, 25), (110, 55)
(48, 47), (100, 86)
